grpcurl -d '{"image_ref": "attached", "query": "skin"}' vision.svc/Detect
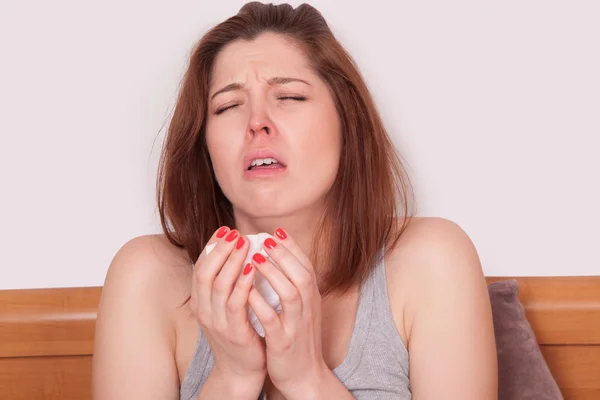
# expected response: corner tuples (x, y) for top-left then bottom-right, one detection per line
(92, 32), (498, 400)
(204, 32), (341, 252)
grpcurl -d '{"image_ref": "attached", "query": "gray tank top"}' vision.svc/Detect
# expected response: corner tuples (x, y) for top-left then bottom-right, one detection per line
(179, 252), (411, 399)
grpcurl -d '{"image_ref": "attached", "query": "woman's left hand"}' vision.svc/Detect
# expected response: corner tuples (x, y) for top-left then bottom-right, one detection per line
(247, 228), (329, 398)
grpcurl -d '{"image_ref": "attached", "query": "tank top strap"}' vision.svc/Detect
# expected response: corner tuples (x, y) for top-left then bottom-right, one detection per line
(370, 248), (410, 375)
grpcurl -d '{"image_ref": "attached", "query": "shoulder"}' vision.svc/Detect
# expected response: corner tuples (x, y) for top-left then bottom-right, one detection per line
(99, 234), (192, 317)
(386, 216), (483, 282)
(93, 234), (193, 397)
(385, 217), (497, 397)
(385, 217), (489, 340)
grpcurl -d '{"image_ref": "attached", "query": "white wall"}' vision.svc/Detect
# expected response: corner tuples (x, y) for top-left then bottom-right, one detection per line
(1, 0), (598, 290)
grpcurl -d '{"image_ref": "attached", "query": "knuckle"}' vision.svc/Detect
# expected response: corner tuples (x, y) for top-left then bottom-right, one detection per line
(213, 320), (228, 335)
(195, 270), (212, 285)
(295, 273), (313, 290)
(281, 339), (293, 351)
(236, 276), (252, 289)
(272, 338), (292, 352)
(261, 311), (278, 326)
(234, 335), (251, 347)
(280, 288), (300, 304)
(231, 330), (252, 346)
(212, 277), (231, 293)
(226, 299), (243, 314)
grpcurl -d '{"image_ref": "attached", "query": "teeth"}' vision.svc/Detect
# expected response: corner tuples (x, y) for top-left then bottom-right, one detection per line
(250, 157), (279, 167)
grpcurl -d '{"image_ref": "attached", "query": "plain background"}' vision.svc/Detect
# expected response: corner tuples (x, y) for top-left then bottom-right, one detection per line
(1, 0), (598, 290)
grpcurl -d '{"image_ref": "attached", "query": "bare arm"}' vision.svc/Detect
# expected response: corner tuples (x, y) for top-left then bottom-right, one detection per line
(395, 218), (498, 399)
(92, 235), (261, 400)
(92, 236), (181, 399)
(197, 368), (265, 400)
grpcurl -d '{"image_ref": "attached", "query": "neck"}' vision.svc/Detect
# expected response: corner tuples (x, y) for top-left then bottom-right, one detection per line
(233, 206), (324, 260)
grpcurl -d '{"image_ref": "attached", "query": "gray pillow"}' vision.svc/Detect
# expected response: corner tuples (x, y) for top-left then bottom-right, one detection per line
(488, 280), (563, 400)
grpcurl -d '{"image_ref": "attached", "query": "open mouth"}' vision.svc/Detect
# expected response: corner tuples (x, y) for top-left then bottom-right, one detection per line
(247, 157), (285, 170)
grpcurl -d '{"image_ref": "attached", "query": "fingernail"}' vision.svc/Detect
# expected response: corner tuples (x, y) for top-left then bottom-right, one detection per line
(252, 253), (266, 264)
(236, 236), (245, 250)
(226, 230), (239, 242)
(216, 226), (229, 238)
(275, 228), (287, 240)
(264, 238), (277, 249)
(243, 263), (253, 275)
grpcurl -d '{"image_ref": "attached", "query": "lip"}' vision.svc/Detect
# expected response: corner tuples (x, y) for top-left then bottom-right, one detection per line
(243, 148), (287, 171)
(242, 148), (287, 180)
(243, 166), (287, 179)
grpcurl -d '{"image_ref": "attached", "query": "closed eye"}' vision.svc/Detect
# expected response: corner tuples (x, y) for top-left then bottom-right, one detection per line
(215, 104), (240, 115)
(278, 96), (307, 101)
(215, 96), (306, 115)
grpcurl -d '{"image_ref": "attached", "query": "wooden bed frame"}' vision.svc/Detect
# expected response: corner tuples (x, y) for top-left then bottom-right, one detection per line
(1, 277), (599, 399)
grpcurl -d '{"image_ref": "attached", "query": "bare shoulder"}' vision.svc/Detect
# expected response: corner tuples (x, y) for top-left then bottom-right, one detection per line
(385, 217), (497, 398)
(100, 234), (192, 310)
(93, 234), (192, 398)
(385, 217), (489, 340)
(388, 216), (482, 270)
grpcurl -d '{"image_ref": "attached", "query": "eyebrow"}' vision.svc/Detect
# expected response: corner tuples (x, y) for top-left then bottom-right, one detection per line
(210, 77), (311, 100)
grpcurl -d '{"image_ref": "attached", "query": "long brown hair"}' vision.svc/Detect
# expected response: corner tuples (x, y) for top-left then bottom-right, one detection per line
(157, 2), (415, 295)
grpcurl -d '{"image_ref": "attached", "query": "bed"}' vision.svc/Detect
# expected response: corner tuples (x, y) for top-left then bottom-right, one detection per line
(1, 276), (599, 399)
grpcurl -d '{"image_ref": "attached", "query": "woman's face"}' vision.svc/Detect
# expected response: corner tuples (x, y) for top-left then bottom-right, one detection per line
(205, 33), (341, 220)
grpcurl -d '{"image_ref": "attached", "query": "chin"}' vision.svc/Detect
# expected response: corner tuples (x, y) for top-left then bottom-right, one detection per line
(243, 202), (292, 219)
(242, 197), (326, 222)
(233, 196), (306, 220)
(229, 184), (328, 220)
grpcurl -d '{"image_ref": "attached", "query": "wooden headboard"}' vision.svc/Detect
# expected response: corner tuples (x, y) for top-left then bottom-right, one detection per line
(1, 277), (599, 399)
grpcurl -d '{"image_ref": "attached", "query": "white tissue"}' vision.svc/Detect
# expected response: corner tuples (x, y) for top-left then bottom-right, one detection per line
(204, 232), (281, 337)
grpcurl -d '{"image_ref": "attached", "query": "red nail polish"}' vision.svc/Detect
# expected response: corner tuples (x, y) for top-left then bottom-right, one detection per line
(243, 263), (253, 275)
(275, 228), (287, 240)
(226, 230), (239, 242)
(264, 238), (277, 249)
(252, 253), (266, 264)
(216, 226), (229, 238)
(236, 236), (245, 250)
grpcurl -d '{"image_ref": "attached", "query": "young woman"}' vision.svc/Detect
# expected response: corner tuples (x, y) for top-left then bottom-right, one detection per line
(93, 3), (498, 399)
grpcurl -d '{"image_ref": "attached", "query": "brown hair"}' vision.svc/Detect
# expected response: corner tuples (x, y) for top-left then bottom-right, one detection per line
(157, 2), (414, 295)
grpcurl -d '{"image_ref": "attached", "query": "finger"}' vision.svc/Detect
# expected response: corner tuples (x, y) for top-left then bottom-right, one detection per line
(227, 262), (257, 332)
(273, 228), (312, 270)
(212, 234), (249, 328)
(191, 226), (229, 316)
(251, 253), (302, 328)
(193, 226), (230, 269)
(194, 229), (239, 315)
(248, 287), (284, 341)
(261, 235), (317, 305)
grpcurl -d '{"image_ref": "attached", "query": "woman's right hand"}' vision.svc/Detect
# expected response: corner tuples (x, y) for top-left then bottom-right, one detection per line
(191, 226), (266, 394)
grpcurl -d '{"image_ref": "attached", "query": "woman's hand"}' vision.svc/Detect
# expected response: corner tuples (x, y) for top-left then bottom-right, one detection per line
(191, 226), (266, 396)
(247, 228), (330, 398)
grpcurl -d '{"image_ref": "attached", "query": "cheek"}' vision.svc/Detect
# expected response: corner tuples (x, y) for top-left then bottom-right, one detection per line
(303, 109), (341, 165)
(205, 127), (238, 180)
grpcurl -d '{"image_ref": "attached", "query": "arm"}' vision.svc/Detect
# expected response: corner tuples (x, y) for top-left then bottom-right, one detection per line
(245, 230), (355, 400)
(395, 218), (498, 400)
(93, 233), (265, 400)
(299, 218), (498, 400)
(198, 368), (266, 400)
(92, 236), (180, 399)
(303, 370), (355, 400)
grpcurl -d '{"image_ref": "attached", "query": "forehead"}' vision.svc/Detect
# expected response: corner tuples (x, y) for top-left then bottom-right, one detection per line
(210, 33), (313, 86)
